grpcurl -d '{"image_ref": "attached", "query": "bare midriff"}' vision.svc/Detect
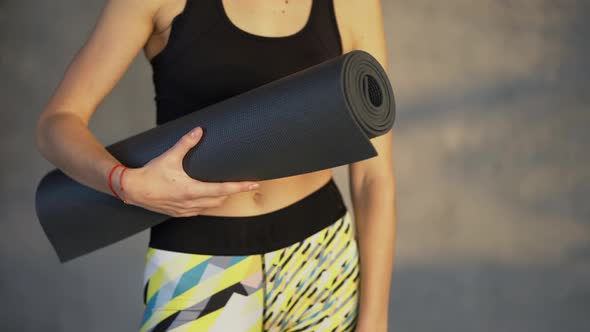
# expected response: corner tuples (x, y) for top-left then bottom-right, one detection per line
(198, 169), (333, 217)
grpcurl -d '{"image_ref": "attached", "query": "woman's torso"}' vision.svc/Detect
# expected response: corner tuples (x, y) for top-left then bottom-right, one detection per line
(144, 0), (348, 216)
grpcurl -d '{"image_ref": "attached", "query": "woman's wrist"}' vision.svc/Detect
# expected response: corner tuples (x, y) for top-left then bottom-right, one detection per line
(116, 166), (143, 205)
(118, 166), (130, 204)
(106, 163), (140, 205)
(107, 163), (124, 199)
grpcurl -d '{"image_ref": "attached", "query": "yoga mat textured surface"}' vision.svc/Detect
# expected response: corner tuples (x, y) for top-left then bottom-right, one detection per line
(35, 50), (396, 263)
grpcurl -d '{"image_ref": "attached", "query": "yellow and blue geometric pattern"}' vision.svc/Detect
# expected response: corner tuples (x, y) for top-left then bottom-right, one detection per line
(138, 210), (359, 332)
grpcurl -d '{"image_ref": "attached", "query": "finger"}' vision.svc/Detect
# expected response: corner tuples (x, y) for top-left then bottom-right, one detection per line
(167, 194), (226, 210)
(173, 207), (205, 218)
(166, 127), (203, 163)
(191, 181), (259, 198)
(187, 196), (227, 209)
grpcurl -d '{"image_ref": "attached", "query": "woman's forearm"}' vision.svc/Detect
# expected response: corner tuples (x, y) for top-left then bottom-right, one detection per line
(351, 175), (396, 329)
(35, 112), (123, 197)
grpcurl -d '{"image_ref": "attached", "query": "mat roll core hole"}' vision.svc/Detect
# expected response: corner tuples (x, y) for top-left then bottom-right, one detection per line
(363, 74), (383, 107)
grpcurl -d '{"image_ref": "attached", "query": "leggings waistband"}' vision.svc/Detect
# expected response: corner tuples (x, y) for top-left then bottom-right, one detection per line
(148, 177), (348, 255)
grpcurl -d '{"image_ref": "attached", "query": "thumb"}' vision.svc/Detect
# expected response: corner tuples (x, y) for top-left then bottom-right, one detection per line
(167, 127), (203, 162)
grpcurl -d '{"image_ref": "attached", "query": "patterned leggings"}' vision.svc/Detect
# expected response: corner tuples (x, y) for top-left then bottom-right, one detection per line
(137, 178), (360, 332)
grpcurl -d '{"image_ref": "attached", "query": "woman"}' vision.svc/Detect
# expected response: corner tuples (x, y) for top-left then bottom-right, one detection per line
(35, 0), (396, 331)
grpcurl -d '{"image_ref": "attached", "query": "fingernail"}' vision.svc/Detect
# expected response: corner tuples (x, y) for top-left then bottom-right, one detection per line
(249, 183), (259, 190)
(191, 127), (201, 138)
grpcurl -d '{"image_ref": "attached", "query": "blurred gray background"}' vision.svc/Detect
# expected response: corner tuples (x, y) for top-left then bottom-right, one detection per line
(1, 0), (589, 331)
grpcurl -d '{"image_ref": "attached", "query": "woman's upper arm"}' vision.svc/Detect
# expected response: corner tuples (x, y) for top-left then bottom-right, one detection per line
(335, 0), (394, 185)
(334, 0), (388, 68)
(40, 0), (160, 126)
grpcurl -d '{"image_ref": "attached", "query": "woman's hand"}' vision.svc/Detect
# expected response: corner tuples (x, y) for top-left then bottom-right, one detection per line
(121, 126), (259, 217)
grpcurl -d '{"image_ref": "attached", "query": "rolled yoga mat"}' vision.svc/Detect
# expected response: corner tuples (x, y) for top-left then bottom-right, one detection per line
(35, 50), (396, 263)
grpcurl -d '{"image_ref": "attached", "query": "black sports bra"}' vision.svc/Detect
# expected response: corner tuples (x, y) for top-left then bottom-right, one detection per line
(150, 0), (343, 125)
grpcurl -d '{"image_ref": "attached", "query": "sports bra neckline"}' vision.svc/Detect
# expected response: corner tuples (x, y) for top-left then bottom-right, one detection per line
(149, 0), (321, 65)
(216, 0), (315, 40)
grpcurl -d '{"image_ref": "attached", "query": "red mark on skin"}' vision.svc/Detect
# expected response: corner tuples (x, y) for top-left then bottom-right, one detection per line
(282, 9), (285, 13)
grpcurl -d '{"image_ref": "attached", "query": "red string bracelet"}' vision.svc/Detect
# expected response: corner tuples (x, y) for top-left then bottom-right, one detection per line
(119, 166), (129, 204)
(108, 163), (124, 200)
